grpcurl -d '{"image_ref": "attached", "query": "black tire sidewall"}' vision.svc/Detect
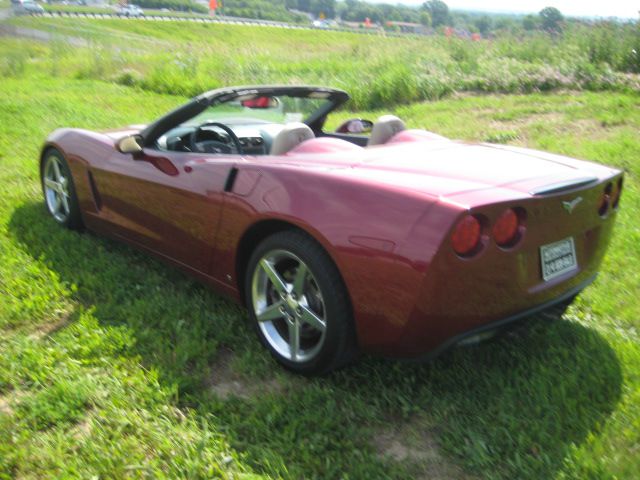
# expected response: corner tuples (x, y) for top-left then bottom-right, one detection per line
(245, 231), (355, 375)
(41, 148), (83, 230)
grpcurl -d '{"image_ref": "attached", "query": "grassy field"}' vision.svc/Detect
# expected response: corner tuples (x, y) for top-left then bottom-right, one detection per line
(1, 16), (639, 480)
(4, 16), (640, 110)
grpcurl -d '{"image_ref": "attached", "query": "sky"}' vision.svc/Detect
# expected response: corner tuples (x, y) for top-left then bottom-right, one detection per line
(369, 1), (639, 19)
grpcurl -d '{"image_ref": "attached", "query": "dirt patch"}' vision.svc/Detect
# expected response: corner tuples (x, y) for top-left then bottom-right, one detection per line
(489, 111), (563, 130)
(372, 423), (474, 480)
(493, 113), (616, 137)
(206, 348), (283, 400)
(28, 313), (73, 340)
(71, 418), (93, 441)
(487, 112), (621, 147)
(0, 389), (28, 417)
(0, 396), (13, 416)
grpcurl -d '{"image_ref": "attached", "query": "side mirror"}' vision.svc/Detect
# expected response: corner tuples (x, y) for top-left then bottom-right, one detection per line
(117, 135), (143, 154)
(335, 118), (373, 134)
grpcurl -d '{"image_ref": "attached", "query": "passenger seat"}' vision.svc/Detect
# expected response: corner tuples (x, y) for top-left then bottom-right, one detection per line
(368, 115), (406, 146)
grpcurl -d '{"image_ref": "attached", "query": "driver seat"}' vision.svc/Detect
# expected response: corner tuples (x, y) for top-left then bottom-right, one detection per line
(368, 115), (406, 146)
(270, 123), (315, 156)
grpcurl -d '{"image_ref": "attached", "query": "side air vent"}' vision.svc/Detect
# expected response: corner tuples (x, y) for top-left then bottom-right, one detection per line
(224, 167), (239, 192)
(529, 176), (598, 196)
(87, 170), (102, 211)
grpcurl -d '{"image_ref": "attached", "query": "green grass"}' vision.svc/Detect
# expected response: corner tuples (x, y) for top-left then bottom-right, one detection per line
(0, 71), (639, 479)
(3, 16), (640, 109)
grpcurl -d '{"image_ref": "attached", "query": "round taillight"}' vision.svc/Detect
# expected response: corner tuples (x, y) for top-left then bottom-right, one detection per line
(493, 208), (519, 247)
(598, 192), (610, 217)
(612, 177), (623, 209)
(451, 215), (481, 256)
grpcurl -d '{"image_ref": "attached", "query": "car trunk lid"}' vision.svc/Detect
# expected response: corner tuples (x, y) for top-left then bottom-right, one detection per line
(300, 140), (618, 203)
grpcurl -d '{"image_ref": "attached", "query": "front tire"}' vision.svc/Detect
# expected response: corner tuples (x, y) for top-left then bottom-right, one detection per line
(41, 148), (83, 230)
(245, 230), (357, 375)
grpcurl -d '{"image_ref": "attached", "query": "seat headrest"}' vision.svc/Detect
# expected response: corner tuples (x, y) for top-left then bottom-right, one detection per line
(270, 122), (315, 156)
(368, 115), (406, 146)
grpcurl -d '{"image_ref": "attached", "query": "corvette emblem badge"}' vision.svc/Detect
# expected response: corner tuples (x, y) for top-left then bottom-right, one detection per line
(562, 196), (583, 213)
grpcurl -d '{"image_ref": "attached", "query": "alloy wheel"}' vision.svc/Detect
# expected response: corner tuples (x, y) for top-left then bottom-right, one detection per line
(43, 153), (71, 223)
(251, 249), (327, 363)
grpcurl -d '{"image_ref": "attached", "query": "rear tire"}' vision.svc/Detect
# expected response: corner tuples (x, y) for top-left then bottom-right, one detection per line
(245, 230), (357, 375)
(41, 148), (83, 230)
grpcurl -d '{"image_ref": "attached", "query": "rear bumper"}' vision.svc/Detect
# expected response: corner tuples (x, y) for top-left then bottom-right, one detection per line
(360, 175), (620, 358)
(412, 273), (595, 361)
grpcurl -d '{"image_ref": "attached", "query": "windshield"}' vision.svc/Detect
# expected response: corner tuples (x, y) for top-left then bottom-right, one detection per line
(182, 94), (332, 127)
(146, 87), (347, 155)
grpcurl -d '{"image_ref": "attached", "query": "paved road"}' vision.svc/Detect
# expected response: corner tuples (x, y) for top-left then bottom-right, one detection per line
(0, 9), (422, 45)
(28, 11), (407, 38)
(0, 10), (89, 46)
(0, 22), (88, 46)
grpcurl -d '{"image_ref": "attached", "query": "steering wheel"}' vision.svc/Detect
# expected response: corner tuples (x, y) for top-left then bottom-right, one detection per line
(190, 121), (243, 155)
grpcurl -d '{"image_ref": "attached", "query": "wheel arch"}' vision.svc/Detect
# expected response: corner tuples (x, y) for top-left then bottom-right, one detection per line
(39, 143), (84, 230)
(234, 218), (354, 318)
(39, 141), (76, 176)
(40, 143), (61, 171)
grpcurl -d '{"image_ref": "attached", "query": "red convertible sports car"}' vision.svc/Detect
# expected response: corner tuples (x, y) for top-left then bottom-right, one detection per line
(40, 85), (624, 374)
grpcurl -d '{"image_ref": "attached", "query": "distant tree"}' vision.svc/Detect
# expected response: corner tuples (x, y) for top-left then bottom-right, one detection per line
(494, 18), (511, 31)
(134, 0), (208, 14)
(297, 0), (311, 12)
(422, 0), (449, 27)
(474, 15), (491, 35)
(336, 0), (420, 24)
(522, 14), (538, 31)
(218, 0), (307, 22)
(419, 11), (431, 27)
(539, 6), (564, 32)
(309, 0), (335, 18)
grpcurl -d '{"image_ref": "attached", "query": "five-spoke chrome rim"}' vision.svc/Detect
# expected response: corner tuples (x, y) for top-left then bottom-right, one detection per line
(43, 154), (70, 223)
(252, 249), (327, 363)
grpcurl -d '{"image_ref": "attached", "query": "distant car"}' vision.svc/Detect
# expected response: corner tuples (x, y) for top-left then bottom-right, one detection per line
(40, 85), (624, 374)
(13, 1), (45, 14)
(116, 4), (143, 17)
(313, 19), (336, 29)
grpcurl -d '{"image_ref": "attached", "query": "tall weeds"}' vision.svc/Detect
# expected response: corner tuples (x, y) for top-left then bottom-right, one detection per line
(2, 17), (639, 109)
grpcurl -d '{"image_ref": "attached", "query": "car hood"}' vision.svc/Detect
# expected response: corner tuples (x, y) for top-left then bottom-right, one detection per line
(277, 140), (618, 203)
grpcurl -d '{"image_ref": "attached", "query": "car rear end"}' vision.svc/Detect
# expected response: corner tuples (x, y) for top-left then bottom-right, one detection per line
(398, 173), (624, 357)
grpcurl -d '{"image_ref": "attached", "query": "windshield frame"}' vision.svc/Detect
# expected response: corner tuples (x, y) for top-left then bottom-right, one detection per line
(140, 85), (350, 148)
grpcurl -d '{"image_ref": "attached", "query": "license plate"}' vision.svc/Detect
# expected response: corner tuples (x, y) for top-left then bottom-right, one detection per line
(540, 237), (577, 281)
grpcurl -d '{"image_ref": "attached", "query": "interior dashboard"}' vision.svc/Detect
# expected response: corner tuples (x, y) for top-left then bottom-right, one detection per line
(156, 122), (286, 156)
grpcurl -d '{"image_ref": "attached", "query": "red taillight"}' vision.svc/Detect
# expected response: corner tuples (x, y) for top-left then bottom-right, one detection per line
(493, 208), (519, 247)
(452, 215), (481, 256)
(612, 177), (623, 209)
(599, 183), (612, 217)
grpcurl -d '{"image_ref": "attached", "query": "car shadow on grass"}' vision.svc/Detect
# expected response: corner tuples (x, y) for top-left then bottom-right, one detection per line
(9, 202), (623, 480)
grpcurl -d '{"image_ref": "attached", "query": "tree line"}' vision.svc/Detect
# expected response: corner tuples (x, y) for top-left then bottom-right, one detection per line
(211, 1), (574, 34)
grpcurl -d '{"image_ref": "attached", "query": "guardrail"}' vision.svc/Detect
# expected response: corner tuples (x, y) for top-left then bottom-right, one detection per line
(27, 11), (420, 39)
